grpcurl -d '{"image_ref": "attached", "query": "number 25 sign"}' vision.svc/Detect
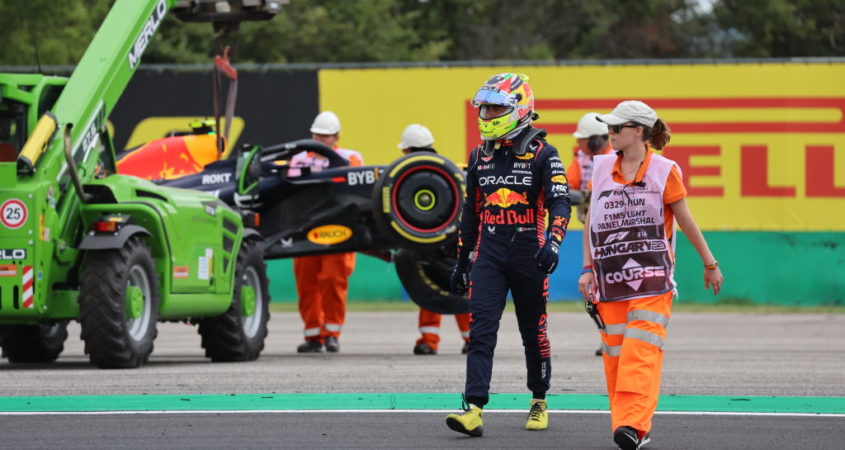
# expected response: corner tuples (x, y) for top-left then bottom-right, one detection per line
(1, 199), (28, 229)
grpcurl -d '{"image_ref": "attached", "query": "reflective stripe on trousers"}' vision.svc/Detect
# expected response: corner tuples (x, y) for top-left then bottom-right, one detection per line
(597, 291), (673, 436)
(419, 326), (440, 335)
(304, 327), (321, 338)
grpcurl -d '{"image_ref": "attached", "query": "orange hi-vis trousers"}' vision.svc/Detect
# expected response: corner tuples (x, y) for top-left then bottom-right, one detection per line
(597, 291), (672, 438)
(294, 253), (356, 343)
(416, 308), (470, 351)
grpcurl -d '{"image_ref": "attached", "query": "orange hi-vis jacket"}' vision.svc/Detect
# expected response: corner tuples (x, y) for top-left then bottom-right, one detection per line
(292, 146), (363, 342)
(588, 148), (686, 437)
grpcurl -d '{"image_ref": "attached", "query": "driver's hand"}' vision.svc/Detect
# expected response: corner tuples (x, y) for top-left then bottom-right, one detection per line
(534, 239), (560, 274)
(449, 267), (469, 296)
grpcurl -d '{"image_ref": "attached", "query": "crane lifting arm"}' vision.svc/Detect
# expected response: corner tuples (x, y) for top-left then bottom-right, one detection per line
(19, 0), (284, 179)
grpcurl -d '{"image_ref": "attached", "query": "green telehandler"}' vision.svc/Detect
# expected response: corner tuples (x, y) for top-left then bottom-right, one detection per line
(0, 0), (286, 368)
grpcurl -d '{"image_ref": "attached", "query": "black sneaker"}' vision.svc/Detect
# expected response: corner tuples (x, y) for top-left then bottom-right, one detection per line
(461, 341), (469, 354)
(614, 426), (650, 450)
(325, 336), (340, 353)
(595, 346), (603, 356)
(297, 340), (323, 353)
(413, 342), (437, 355)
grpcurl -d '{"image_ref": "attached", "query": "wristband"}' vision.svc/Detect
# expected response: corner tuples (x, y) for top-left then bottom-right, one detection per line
(704, 260), (719, 270)
(580, 266), (593, 275)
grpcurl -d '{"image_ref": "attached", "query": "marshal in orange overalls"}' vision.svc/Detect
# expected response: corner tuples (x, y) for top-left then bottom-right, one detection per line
(290, 147), (363, 347)
(416, 309), (471, 354)
(588, 149), (687, 436)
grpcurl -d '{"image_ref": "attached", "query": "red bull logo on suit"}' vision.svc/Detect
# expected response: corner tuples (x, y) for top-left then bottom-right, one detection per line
(483, 188), (529, 208)
(482, 188), (534, 224)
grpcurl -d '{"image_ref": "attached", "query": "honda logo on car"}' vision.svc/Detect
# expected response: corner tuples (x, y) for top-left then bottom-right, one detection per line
(307, 225), (353, 245)
(605, 258), (665, 291)
(478, 175), (531, 186)
(0, 249), (27, 260)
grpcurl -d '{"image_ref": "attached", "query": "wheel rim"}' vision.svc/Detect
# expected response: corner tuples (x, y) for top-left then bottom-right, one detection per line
(393, 169), (457, 231)
(126, 265), (152, 341)
(413, 189), (436, 211)
(241, 285), (256, 318)
(240, 266), (263, 338)
(125, 286), (143, 319)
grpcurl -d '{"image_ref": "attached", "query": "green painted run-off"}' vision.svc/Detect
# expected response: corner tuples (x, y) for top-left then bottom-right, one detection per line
(0, 393), (842, 414)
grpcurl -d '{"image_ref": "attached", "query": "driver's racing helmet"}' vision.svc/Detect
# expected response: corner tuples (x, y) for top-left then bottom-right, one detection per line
(472, 73), (535, 141)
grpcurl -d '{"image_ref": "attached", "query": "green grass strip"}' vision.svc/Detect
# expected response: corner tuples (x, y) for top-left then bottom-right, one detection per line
(0, 393), (842, 414)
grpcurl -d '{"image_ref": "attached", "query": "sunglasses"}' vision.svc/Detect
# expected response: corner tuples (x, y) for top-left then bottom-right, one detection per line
(607, 123), (641, 133)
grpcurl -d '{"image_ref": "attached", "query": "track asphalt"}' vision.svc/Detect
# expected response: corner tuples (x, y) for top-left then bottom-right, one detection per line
(1, 311), (842, 448)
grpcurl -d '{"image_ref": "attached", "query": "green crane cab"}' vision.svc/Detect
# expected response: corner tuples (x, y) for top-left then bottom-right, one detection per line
(0, 0), (283, 368)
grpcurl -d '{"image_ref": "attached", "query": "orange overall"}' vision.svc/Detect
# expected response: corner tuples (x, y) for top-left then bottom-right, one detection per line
(416, 308), (471, 351)
(589, 149), (686, 438)
(294, 253), (356, 343)
(290, 147), (363, 343)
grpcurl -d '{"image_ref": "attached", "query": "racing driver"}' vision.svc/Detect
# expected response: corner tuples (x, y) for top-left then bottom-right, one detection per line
(446, 73), (571, 436)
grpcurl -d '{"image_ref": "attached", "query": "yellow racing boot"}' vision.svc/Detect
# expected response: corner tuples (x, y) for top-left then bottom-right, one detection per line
(446, 403), (483, 437)
(525, 398), (548, 430)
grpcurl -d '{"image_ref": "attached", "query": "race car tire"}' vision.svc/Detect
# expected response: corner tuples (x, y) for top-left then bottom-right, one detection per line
(198, 238), (270, 361)
(79, 236), (159, 369)
(394, 249), (469, 315)
(373, 153), (463, 250)
(0, 321), (69, 363)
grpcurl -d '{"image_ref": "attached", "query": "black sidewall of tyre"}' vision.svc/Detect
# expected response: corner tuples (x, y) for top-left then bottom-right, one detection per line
(0, 321), (69, 363)
(394, 249), (469, 314)
(79, 237), (160, 369)
(373, 153), (464, 250)
(198, 238), (270, 362)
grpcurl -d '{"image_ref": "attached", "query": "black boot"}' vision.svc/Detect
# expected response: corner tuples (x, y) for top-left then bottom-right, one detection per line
(325, 336), (340, 353)
(297, 340), (323, 353)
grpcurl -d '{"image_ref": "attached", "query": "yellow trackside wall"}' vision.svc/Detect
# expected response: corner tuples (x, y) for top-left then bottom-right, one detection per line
(319, 63), (845, 232)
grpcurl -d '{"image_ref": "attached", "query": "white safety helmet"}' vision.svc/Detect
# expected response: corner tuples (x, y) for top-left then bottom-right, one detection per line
(310, 111), (341, 135)
(397, 124), (434, 149)
(573, 112), (608, 138)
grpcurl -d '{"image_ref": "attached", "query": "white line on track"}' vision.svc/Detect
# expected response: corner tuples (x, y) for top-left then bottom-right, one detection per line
(0, 410), (842, 418)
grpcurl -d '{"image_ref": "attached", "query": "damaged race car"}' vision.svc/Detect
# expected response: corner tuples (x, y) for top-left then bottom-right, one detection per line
(118, 134), (469, 314)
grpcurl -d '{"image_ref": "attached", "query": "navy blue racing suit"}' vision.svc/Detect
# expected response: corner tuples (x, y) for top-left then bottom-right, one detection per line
(458, 127), (571, 408)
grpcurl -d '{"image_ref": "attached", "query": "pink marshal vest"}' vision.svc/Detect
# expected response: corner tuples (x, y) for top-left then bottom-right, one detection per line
(287, 147), (363, 176)
(589, 152), (680, 302)
(574, 150), (595, 191)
